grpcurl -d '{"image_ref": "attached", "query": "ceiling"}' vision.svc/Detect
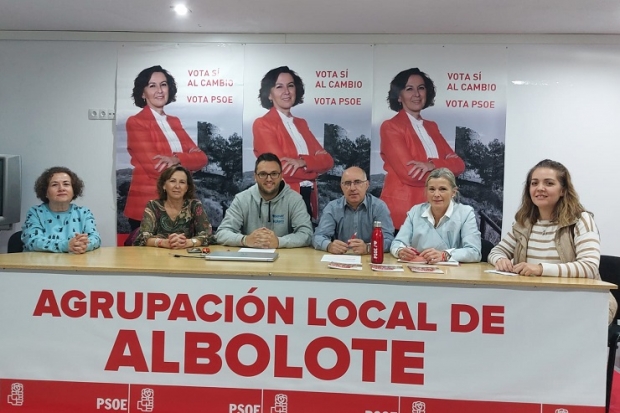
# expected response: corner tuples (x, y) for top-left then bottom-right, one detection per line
(0, 0), (619, 35)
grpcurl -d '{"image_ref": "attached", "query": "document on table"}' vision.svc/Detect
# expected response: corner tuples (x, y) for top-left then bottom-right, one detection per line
(408, 265), (444, 274)
(328, 262), (363, 271)
(239, 248), (276, 253)
(484, 269), (518, 276)
(434, 261), (460, 266)
(371, 264), (404, 272)
(321, 254), (362, 264)
(399, 260), (460, 266)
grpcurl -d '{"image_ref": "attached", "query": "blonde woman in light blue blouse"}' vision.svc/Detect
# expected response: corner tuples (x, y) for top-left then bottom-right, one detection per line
(390, 168), (481, 263)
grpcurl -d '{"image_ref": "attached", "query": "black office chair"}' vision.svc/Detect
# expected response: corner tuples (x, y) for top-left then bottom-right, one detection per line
(600, 255), (620, 413)
(7, 231), (24, 253)
(481, 239), (495, 263)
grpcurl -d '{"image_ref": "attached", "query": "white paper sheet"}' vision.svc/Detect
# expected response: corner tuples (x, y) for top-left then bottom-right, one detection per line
(399, 260), (460, 266)
(238, 248), (277, 253)
(321, 255), (362, 264)
(484, 269), (518, 277)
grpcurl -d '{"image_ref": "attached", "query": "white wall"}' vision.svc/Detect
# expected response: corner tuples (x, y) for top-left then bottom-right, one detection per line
(1, 33), (619, 254)
(504, 43), (620, 255)
(0, 40), (118, 252)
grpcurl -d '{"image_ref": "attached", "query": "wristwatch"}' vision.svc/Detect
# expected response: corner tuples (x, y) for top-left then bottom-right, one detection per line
(191, 238), (198, 247)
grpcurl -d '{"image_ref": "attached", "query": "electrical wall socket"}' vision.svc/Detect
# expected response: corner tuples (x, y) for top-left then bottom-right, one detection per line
(88, 108), (115, 120)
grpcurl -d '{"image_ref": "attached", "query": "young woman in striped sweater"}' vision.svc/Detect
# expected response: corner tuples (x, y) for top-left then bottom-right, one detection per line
(488, 159), (617, 322)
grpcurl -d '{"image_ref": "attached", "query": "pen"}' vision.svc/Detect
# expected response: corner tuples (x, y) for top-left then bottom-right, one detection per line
(172, 254), (205, 259)
(348, 232), (357, 249)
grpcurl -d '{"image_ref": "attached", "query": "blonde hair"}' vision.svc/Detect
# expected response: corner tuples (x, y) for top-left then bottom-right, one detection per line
(426, 168), (457, 188)
(426, 168), (459, 202)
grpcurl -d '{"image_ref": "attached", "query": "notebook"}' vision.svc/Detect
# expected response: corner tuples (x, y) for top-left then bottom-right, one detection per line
(204, 251), (279, 262)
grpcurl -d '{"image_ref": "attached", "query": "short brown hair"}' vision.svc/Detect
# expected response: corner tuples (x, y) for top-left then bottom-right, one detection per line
(34, 166), (84, 203)
(132, 65), (178, 108)
(258, 66), (305, 109)
(156, 165), (195, 201)
(387, 68), (436, 112)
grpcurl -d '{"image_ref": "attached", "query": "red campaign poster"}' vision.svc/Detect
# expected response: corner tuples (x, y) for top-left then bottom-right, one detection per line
(262, 389), (399, 413)
(128, 384), (261, 413)
(400, 397), (540, 413)
(0, 379), (128, 413)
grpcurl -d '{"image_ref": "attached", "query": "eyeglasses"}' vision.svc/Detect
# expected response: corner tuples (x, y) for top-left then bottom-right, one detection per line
(256, 171), (281, 180)
(341, 180), (367, 188)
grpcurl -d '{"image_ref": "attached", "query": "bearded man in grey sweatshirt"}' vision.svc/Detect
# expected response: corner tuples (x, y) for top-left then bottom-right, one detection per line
(216, 153), (313, 248)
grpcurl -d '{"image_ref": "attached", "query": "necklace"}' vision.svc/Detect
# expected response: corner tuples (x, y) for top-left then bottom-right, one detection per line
(537, 218), (553, 236)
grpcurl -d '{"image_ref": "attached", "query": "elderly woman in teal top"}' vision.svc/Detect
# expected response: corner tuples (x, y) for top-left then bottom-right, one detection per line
(22, 167), (101, 253)
(390, 168), (481, 263)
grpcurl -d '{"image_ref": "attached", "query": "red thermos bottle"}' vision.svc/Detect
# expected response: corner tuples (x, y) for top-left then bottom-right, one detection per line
(371, 221), (384, 264)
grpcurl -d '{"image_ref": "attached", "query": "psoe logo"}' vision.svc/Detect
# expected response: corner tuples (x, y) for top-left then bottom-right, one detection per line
(412, 401), (426, 413)
(270, 393), (287, 413)
(555, 409), (569, 413)
(7, 382), (24, 406)
(136, 388), (154, 412)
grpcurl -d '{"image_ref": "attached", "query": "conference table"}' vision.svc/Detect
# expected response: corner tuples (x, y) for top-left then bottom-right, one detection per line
(0, 246), (613, 413)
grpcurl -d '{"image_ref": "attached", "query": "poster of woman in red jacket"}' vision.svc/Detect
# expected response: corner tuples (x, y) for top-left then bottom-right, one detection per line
(380, 68), (465, 229)
(252, 66), (334, 220)
(124, 65), (208, 229)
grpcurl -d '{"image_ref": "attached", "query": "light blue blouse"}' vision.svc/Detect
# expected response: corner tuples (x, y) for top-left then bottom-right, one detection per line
(390, 201), (481, 262)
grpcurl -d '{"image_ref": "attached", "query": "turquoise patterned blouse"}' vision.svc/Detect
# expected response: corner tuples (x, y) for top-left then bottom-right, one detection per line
(21, 203), (101, 252)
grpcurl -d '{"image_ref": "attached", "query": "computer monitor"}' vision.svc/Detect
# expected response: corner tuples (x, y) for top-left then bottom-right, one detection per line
(0, 154), (22, 229)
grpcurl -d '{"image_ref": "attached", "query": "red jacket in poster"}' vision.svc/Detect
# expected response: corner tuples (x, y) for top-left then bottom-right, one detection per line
(124, 107), (208, 221)
(380, 110), (465, 228)
(252, 107), (334, 218)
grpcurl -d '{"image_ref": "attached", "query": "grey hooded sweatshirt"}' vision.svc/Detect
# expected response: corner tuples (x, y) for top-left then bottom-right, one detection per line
(215, 181), (313, 248)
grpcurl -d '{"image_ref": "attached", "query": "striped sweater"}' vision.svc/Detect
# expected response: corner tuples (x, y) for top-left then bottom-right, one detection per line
(488, 212), (600, 278)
